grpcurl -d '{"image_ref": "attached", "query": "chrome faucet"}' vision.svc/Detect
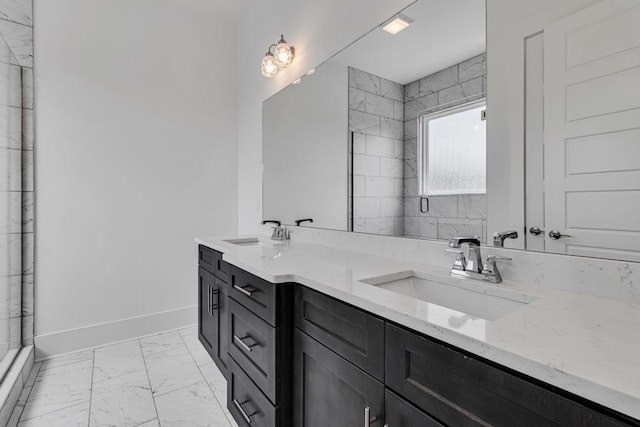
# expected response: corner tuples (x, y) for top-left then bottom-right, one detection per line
(445, 236), (511, 283)
(262, 220), (290, 241)
(493, 230), (518, 247)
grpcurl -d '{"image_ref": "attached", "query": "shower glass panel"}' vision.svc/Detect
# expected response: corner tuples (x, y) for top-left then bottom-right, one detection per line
(0, 34), (23, 379)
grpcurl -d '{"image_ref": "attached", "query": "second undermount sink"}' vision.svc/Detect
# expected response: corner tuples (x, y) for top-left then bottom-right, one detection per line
(223, 237), (260, 246)
(360, 271), (537, 321)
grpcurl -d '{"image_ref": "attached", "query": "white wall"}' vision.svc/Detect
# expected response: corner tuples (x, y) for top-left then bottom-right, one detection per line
(486, 0), (600, 248)
(236, 0), (415, 233)
(34, 0), (238, 357)
(263, 61), (349, 231)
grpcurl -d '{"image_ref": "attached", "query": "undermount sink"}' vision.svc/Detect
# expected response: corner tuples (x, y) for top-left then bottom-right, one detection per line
(223, 237), (260, 246)
(360, 271), (537, 321)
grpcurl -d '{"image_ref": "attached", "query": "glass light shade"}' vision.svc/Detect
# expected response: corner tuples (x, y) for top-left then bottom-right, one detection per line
(261, 52), (278, 77)
(274, 36), (293, 67)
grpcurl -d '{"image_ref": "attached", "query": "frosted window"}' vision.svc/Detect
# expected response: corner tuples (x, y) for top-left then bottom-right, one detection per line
(419, 101), (486, 196)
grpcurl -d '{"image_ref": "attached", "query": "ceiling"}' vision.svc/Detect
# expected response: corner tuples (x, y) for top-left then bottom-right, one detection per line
(332, 0), (486, 85)
(168, 0), (256, 23)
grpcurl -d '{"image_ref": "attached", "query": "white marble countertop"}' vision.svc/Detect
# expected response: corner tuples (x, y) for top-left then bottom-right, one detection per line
(195, 235), (640, 421)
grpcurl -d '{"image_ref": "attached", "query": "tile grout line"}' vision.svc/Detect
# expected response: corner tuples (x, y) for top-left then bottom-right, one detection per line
(177, 333), (234, 426)
(86, 350), (95, 427)
(138, 339), (162, 427)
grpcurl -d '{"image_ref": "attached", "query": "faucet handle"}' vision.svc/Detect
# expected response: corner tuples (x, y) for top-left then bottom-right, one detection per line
(444, 249), (466, 271)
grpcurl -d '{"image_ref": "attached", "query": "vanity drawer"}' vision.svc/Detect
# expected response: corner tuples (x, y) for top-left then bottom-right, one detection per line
(229, 298), (283, 404)
(230, 265), (279, 327)
(198, 245), (229, 282)
(228, 358), (281, 427)
(385, 389), (444, 427)
(385, 324), (634, 427)
(198, 245), (216, 274)
(294, 286), (385, 381)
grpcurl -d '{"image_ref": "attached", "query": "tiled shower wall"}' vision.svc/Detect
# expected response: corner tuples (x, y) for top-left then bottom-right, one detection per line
(403, 53), (487, 242)
(0, 0), (34, 347)
(348, 67), (404, 237)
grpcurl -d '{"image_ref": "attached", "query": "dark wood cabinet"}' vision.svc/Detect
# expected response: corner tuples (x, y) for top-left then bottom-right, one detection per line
(292, 328), (384, 427)
(196, 247), (639, 427)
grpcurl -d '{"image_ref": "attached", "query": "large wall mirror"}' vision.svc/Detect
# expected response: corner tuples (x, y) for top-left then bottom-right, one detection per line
(263, 0), (640, 263)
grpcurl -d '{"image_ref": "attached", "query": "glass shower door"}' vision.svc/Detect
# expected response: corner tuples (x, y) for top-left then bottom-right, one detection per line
(0, 35), (23, 379)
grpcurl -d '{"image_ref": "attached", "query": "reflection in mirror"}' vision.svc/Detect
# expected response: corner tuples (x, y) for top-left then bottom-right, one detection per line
(263, 0), (486, 239)
(263, 0), (640, 262)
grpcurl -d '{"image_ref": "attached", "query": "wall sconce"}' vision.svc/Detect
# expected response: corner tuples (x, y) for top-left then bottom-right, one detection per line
(261, 34), (295, 77)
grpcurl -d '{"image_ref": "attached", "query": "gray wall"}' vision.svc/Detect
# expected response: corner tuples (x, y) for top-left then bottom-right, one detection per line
(403, 53), (488, 242)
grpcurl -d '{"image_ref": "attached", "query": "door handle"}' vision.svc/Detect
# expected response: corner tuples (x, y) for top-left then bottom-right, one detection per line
(548, 230), (573, 240)
(529, 226), (545, 236)
(210, 289), (219, 311)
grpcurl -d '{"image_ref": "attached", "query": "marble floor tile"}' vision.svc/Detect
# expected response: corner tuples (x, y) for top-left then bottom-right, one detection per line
(177, 324), (197, 337)
(144, 346), (203, 396)
(17, 330), (233, 427)
(17, 401), (90, 427)
(139, 331), (184, 357)
(21, 358), (93, 421)
(182, 333), (212, 366)
(39, 350), (93, 372)
(92, 340), (146, 384)
(154, 381), (229, 427)
(89, 370), (156, 427)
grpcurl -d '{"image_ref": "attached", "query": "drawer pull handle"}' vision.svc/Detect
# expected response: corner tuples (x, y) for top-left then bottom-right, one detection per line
(233, 399), (255, 424)
(234, 335), (259, 353)
(364, 407), (378, 427)
(233, 284), (255, 297)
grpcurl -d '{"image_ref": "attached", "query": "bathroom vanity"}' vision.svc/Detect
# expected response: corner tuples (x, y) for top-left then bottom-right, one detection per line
(196, 237), (640, 427)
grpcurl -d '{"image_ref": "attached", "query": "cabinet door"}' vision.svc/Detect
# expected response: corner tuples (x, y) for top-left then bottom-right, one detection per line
(293, 329), (384, 427)
(198, 268), (229, 377)
(198, 267), (217, 356)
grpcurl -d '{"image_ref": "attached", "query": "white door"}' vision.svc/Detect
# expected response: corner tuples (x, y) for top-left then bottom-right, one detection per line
(543, 0), (640, 261)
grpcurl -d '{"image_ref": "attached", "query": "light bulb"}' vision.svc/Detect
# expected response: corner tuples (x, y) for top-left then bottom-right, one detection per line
(274, 35), (294, 67)
(261, 52), (278, 77)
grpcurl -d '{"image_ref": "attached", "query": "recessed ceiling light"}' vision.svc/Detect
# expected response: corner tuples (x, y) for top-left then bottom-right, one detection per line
(382, 13), (413, 35)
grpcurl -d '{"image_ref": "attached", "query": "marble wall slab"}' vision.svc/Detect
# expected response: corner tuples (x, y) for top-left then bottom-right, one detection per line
(270, 224), (640, 305)
(403, 53), (487, 242)
(0, 0), (34, 355)
(349, 67), (405, 237)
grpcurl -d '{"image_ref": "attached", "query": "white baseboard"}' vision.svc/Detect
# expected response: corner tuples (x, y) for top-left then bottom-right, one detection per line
(34, 306), (197, 360)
